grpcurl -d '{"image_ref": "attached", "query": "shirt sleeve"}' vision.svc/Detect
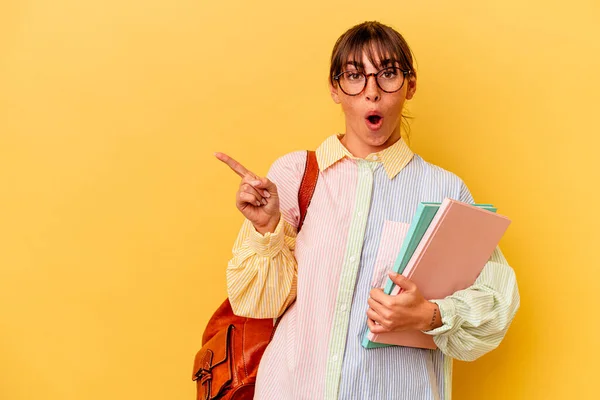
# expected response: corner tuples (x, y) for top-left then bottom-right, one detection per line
(225, 151), (307, 318)
(226, 217), (298, 318)
(423, 246), (520, 361)
(422, 180), (521, 361)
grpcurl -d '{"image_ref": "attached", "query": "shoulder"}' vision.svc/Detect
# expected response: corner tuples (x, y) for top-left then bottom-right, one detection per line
(267, 150), (308, 184)
(269, 151), (308, 173)
(412, 155), (465, 186)
(411, 154), (473, 202)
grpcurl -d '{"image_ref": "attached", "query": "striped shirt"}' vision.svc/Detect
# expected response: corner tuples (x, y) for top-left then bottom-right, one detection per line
(226, 134), (520, 400)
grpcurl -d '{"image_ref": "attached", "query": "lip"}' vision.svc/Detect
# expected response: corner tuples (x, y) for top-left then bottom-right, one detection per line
(365, 110), (384, 131)
(365, 110), (383, 118)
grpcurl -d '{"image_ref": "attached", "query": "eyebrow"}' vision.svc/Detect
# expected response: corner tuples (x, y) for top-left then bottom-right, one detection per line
(344, 59), (396, 70)
(345, 61), (362, 69)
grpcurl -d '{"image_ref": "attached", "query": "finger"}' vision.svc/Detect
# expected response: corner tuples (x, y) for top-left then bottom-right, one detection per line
(366, 307), (386, 325)
(369, 288), (392, 308)
(367, 306), (393, 329)
(241, 175), (270, 197)
(247, 177), (278, 195)
(239, 191), (263, 208)
(367, 316), (389, 334)
(239, 183), (267, 206)
(388, 272), (417, 292)
(367, 296), (392, 320)
(215, 152), (255, 178)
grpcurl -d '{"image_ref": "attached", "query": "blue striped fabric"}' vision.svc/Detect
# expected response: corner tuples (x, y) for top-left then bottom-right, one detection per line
(335, 155), (471, 400)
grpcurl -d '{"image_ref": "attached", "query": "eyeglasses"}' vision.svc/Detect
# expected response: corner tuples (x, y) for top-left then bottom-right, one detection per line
(333, 67), (411, 96)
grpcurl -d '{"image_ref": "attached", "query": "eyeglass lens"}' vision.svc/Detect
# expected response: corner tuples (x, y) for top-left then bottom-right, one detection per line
(339, 68), (405, 95)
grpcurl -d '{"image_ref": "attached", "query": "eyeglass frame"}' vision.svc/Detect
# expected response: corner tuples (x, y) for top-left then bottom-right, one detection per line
(332, 67), (412, 96)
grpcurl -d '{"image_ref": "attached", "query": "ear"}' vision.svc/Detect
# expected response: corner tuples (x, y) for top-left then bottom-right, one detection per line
(329, 81), (341, 104)
(405, 75), (417, 100)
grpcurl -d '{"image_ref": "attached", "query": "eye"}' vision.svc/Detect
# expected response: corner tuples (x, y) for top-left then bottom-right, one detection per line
(345, 71), (363, 81)
(380, 68), (399, 79)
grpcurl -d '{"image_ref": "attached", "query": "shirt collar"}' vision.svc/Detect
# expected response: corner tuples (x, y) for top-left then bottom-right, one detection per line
(315, 134), (414, 179)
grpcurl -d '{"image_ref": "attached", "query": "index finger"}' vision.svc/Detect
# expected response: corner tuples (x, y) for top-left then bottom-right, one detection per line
(214, 152), (254, 178)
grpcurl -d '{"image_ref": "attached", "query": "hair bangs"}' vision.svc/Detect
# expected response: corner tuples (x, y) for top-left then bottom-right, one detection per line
(330, 21), (416, 85)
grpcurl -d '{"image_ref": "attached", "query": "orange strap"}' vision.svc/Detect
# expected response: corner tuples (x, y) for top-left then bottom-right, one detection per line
(297, 150), (318, 232)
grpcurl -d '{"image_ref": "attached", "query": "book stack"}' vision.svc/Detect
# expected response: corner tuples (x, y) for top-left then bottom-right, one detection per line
(362, 198), (511, 349)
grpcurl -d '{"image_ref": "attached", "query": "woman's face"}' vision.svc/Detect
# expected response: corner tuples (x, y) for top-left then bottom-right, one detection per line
(329, 50), (416, 157)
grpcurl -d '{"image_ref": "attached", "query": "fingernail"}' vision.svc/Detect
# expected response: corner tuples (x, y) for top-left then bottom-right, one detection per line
(262, 198), (267, 205)
(255, 201), (261, 207)
(389, 272), (398, 278)
(263, 191), (271, 198)
(250, 180), (261, 186)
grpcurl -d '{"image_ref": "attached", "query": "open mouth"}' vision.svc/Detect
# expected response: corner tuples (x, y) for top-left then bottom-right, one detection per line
(367, 115), (382, 124)
(365, 112), (384, 130)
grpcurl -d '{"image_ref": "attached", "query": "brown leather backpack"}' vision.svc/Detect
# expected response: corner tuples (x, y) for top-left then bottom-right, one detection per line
(193, 151), (319, 400)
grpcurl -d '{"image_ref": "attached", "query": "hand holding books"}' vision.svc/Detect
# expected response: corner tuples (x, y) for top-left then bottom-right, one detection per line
(362, 198), (511, 349)
(366, 271), (442, 334)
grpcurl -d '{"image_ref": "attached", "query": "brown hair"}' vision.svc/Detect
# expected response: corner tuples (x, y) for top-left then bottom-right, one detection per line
(329, 21), (417, 137)
(329, 21), (416, 86)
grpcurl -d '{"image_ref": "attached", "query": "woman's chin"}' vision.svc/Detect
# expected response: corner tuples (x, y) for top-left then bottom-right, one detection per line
(365, 130), (396, 147)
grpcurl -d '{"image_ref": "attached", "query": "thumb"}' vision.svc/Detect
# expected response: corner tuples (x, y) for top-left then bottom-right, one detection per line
(250, 177), (278, 194)
(388, 272), (416, 292)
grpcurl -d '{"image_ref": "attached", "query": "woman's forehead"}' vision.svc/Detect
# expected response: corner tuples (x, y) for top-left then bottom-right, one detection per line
(344, 53), (400, 70)
(345, 42), (400, 67)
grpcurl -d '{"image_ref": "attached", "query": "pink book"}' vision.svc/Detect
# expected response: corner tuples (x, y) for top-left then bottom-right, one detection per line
(367, 198), (511, 349)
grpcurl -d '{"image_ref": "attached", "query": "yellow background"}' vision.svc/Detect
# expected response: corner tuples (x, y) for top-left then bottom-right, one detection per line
(1, 1), (599, 399)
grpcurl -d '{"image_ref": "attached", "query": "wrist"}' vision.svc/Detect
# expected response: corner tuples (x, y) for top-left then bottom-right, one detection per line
(422, 301), (442, 331)
(254, 214), (281, 235)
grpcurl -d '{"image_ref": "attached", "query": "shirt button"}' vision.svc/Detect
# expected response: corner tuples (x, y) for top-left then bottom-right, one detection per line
(349, 256), (356, 262)
(357, 211), (363, 217)
(372, 155), (378, 161)
(331, 354), (338, 362)
(340, 304), (347, 312)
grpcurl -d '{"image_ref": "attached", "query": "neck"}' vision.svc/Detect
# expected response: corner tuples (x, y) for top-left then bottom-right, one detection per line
(340, 128), (402, 158)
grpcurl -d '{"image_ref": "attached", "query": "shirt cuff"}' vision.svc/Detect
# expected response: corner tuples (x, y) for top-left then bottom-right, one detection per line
(248, 217), (285, 258)
(421, 298), (456, 336)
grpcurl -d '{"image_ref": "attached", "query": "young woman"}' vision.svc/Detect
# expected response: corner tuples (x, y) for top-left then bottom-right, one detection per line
(216, 21), (519, 400)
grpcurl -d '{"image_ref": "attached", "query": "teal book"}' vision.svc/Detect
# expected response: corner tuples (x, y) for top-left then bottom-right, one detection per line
(361, 201), (496, 349)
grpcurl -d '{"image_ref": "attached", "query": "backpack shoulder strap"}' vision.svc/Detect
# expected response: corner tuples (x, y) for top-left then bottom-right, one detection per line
(297, 150), (318, 232)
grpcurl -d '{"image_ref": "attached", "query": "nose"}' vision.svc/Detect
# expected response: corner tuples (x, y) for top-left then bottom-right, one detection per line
(364, 74), (380, 102)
